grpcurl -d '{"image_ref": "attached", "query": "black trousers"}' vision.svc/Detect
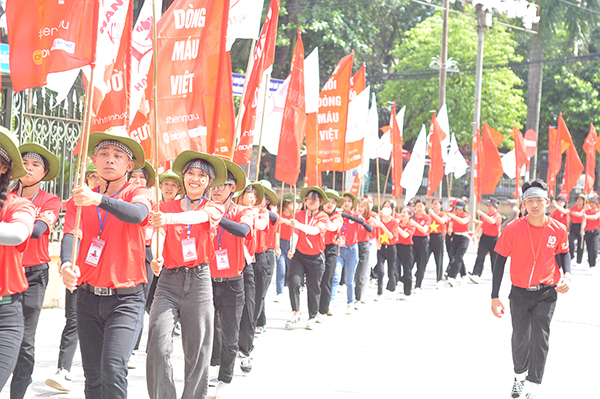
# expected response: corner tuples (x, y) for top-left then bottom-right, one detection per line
(427, 233), (444, 282)
(57, 288), (78, 372)
(471, 234), (498, 277)
(0, 297), (23, 392)
(211, 278), (244, 383)
(584, 229), (599, 267)
(376, 245), (397, 295)
(413, 236), (429, 289)
(288, 251), (325, 319)
(319, 244), (338, 314)
(134, 247), (154, 351)
(11, 266), (49, 399)
(445, 233), (454, 273)
(238, 262), (256, 357)
(355, 241), (370, 301)
(509, 285), (557, 384)
(448, 235), (470, 279)
(397, 244), (414, 296)
(255, 249), (276, 328)
(568, 223), (584, 264)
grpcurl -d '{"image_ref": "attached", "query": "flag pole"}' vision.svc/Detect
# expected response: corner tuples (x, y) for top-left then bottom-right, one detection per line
(151, 0), (161, 260)
(291, 185), (297, 253)
(376, 158), (381, 211)
(333, 171), (336, 191)
(231, 39), (257, 161)
(382, 160), (392, 204)
(254, 72), (271, 181)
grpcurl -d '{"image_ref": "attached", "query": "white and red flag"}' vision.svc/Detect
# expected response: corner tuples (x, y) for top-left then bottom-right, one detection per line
(226, 0), (265, 50)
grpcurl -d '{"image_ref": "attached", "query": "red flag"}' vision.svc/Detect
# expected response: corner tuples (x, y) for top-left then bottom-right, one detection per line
(426, 112), (444, 196)
(344, 140), (364, 171)
(350, 173), (361, 196)
(349, 64), (366, 100)
(233, 0), (280, 165)
(274, 30), (306, 186)
(211, 50), (236, 158)
(304, 112), (321, 186)
(146, 0), (230, 164)
(559, 114), (584, 199)
(317, 53), (354, 172)
(473, 128), (482, 201)
(582, 123), (597, 194)
(477, 123), (504, 201)
(6, 0), (98, 92)
(512, 126), (527, 196)
(390, 103), (403, 197)
(547, 126), (560, 196)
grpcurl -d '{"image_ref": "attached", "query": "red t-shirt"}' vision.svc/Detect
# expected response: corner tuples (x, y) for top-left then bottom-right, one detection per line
(396, 222), (416, 245)
(210, 203), (253, 278)
(413, 214), (431, 237)
(0, 195), (36, 296)
(452, 213), (471, 233)
(18, 190), (61, 267)
(378, 218), (399, 246)
(481, 211), (502, 237)
(357, 215), (377, 243)
(584, 209), (600, 231)
(254, 208), (270, 254)
(280, 213), (293, 241)
(369, 214), (380, 239)
(323, 211), (342, 246)
(159, 198), (224, 269)
(495, 216), (569, 289)
(266, 217), (278, 250)
(570, 205), (585, 224)
(550, 209), (568, 228)
(294, 210), (328, 256)
(64, 183), (153, 289)
(429, 211), (446, 235)
(340, 211), (361, 246)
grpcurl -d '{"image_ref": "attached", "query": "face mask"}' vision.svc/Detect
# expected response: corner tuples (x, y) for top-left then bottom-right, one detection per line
(381, 208), (392, 216)
(368, 202), (373, 210)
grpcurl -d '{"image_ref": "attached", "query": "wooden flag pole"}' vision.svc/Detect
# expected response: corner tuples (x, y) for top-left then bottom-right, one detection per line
(254, 72), (271, 181)
(231, 39), (257, 161)
(291, 185), (297, 253)
(382, 160), (392, 204)
(376, 158), (381, 211)
(151, 0), (161, 260)
(332, 171), (336, 191)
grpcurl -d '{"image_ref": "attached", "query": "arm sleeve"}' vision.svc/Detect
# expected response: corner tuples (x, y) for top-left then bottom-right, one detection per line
(0, 221), (30, 245)
(99, 196), (149, 224)
(219, 218), (251, 238)
(268, 210), (278, 223)
(60, 233), (80, 264)
(30, 220), (49, 239)
(555, 252), (572, 274)
(341, 213), (365, 225)
(491, 255), (508, 299)
(363, 223), (373, 233)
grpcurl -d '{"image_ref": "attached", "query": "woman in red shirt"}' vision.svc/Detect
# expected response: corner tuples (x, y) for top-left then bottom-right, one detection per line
(569, 193), (587, 264)
(428, 198), (448, 289)
(375, 200), (399, 299)
(355, 198), (378, 304)
(275, 193), (297, 301)
(0, 128), (36, 392)
(411, 197), (431, 291)
(446, 200), (471, 286)
(583, 195), (600, 268)
(319, 189), (344, 318)
(397, 206), (417, 297)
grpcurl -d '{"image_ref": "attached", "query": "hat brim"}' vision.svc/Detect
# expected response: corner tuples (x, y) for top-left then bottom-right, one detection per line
(324, 191), (343, 207)
(172, 150), (228, 188)
(88, 131), (146, 170)
(233, 181), (264, 204)
(143, 161), (156, 188)
(19, 142), (60, 181)
(223, 159), (247, 193)
(261, 185), (277, 205)
(342, 192), (359, 208)
(159, 171), (185, 195)
(300, 186), (328, 203)
(0, 127), (26, 180)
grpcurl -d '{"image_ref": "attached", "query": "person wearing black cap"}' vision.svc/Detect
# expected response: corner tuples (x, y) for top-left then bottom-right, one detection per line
(446, 200), (471, 286)
(583, 195), (600, 268)
(491, 179), (571, 399)
(469, 197), (502, 284)
(568, 193), (587, 264)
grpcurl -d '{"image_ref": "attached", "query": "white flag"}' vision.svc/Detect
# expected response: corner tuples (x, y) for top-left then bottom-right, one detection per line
(401, 125), (427, 205)
(445, 133), (468, 178)
(361, 92), (379, 176)
(376, 131), (392, 161)
(397, 105), (406, 138)
(345, 86), (371, 143)
(252, 75), (290, 155)
(437, 103), (451, 160)
(501, 149), (526, 179)
(226, 0), (265, 51)
(304, 48), (320, 114)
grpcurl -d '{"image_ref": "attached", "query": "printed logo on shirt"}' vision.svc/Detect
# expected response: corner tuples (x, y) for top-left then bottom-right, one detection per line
(547, 235), (557, 248)
(561, 242), (569, 251)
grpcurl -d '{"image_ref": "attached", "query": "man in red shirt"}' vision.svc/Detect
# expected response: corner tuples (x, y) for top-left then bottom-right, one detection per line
(583, 195), (600, 268)
(491, 179), (571, 399)
(61, 130), (153, 399)
(550, 195), (568, 228)
(568, 193), (586, 264)
(446, 200), (471, 286)
(469, 197), (502, 284)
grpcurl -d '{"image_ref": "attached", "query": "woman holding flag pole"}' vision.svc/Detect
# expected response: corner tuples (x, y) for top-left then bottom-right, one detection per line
(319, 189), (344, 318)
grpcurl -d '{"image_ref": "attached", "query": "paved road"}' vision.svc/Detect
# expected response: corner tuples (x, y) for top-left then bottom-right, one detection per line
(2, 246), (599, 398)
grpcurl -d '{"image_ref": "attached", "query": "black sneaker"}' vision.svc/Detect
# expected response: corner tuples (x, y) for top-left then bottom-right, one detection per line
(240, 355), (252, 373)
(511, 378), (525, 398)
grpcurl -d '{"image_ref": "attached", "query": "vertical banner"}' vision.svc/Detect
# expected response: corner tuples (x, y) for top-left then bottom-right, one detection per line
(304, 112), (321, 186)
(426, 111), (444, 196)
(582, 123), (597, 194)
(349, 64), (366, 100)
(390, 103), (403, 197)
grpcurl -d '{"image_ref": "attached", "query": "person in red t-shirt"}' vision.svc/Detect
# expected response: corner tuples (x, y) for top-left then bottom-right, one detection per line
(469, 197), (502, 284)
(446, 200), (471, 286)
(158, 169), (183, 203)
(60, 130), (153, 399)
(583, 195), (600, 268)
(275, 193), (300, 300)
(319, 189), (344, 318)
(411, 197), (431, 291)
(375, 200), (399, 298)
(280, 187), (329, 330)
(9, 143), (61, 398)
(355, 198), (377, 304)
(0, 128), (36, 392)
(568, 193), (587, 264)
(550, 195), (569, 228)
(491, 179), (571, 399)
(396, 206), (417, 297)
(427, 198), (447, 288)
(147, 150), (226, 399)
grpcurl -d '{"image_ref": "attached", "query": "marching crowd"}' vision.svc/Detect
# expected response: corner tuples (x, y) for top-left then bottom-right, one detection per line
(0, 128), (586, 398)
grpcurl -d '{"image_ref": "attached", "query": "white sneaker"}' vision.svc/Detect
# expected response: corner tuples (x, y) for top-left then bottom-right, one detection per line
(436, 281), (444, 289)
(209, 377), (219, 387)
(215, 380), (229, 399)
(306, 318), (317, 330)
(45, 369), (72, 392)
(447, 278), (457, 287)
(461, 275), (469, 284)
(414, 287), (422, 293)
(315, 313), (326, 324)
(274, 294), (282, 303)
(346, 304), (353, 315)
(285, 312), (301, 329)
(469, 274), (481, 284)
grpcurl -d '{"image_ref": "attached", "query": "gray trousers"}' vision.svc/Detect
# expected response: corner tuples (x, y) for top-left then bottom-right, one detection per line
(146, 265), (214, 399)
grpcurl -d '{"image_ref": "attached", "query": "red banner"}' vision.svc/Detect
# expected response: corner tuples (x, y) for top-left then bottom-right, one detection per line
(344, 139), (364, 171)
(211, 50), (236, 158)
(559, 113), (584, 199)
(477, 123), (504, 201)
(275, 30), (306, 186)
(6, 0), (98, 92)
(426, 112), (443, 196)
(583, 123), (597, 194)
(350, 173), (361, 196)
(512, 126), (527, 196)
(317, 53), (353, 172)
(349, 64), (366, 101)
(390, 103), (403, 197)
(304, 112), (321, 187)
(233, 0), (280, 165)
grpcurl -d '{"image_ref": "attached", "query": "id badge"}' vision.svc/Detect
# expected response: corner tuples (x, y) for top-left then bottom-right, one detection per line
(339, 235), (346, 246)
(85, 237), (105, 267)
(182, 237), (198, 262)
(215, 249), (230, 270)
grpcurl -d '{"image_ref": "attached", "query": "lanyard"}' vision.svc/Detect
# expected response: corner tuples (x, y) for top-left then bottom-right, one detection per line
(305, 210), (317, 228)
(526, 216), (547, 287)
(29, 189), (41, 203)
(96, 186), (125, 238)
(216, 202), (233, 249)
(186, 196), (206, 237)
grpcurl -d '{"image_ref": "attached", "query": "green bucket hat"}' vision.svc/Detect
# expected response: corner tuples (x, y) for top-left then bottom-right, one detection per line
(172, 150), (228, 188)
(259, 179), (277, 204)
(85, 161), (97, 174)
(300, 186), (328, 203)
(159, 169), (184, 195)
(223, 159), (247, 193)
(342, 191), (359, 208)
(137, 161), (156, 188)
(233, 181), (264, 204)
(0, 127), (26, 179)
(282, 192), (301, 203)
(324, 189), (344, 207)
(19, 142), (60, 181)
(88, 128), (146, 170)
